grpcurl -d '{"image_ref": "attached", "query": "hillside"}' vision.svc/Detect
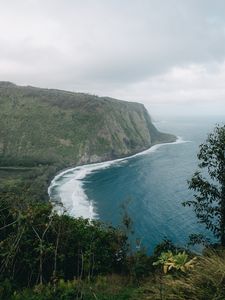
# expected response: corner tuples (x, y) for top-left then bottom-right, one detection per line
(0, 81), (175, 167)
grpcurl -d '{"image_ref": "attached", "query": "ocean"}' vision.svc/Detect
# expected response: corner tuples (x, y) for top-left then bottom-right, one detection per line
(49, 116), (225, 253)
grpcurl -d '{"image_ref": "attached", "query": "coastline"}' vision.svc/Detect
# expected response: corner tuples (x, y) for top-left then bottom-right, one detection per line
(48, 136), (187, 219)
(48, 135), (176, 181)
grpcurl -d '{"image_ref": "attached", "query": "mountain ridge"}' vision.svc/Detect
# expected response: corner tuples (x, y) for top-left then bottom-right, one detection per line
(0, 81), (176, 167)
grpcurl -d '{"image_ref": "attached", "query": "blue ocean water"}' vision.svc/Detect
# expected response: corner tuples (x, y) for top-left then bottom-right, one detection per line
(81, 116), (225, 252)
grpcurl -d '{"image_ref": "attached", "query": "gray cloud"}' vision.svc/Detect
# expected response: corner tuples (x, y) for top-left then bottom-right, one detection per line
(0, 0), (225, 115)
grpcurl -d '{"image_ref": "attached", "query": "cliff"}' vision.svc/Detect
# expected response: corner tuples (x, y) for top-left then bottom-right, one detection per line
(0, 82), (176, 167)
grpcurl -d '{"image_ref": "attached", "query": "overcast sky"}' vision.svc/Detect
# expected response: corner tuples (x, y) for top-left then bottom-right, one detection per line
(1, 0), (225, 116)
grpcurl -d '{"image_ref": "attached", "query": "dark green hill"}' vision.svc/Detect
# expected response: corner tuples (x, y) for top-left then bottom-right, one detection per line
(0, 81), (175, 167)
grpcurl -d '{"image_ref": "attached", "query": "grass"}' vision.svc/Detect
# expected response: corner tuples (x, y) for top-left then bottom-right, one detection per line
(4, 275), (137, 300)
(0, 165), (59, 200)
(131, 250), (225, 300)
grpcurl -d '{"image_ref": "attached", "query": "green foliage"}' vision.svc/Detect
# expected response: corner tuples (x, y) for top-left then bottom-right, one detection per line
(0, 82), (175, 209)
(127, 250), (153, 283)
(0, 82), (174, 170)
(0, 279), (14, 300)
(153, 251), (197, 274)
(1, 276), (136, 300)
(187, 233), (210, 247)
(130, 251), (225, 299)
(152, 239), (177, 259)
(148, 250), (225, 300)
(0, 80), (175, 298)
(0, 164), (61, 201)
(0, 192), (128, 289)
(183, 124), (225, 245)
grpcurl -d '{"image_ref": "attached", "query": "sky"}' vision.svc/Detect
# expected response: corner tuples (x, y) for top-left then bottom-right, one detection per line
(1, 0), (225, 116)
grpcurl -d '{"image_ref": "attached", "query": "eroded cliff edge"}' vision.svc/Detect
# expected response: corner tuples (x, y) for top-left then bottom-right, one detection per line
(0, 82), (176, 167)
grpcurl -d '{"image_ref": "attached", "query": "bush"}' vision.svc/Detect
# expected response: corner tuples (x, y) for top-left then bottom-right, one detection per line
(0, 279), (14, 300)
(127, 250), (154, 282)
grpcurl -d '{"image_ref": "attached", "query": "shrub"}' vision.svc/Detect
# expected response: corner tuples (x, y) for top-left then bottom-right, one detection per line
(145, 250), (225, 300)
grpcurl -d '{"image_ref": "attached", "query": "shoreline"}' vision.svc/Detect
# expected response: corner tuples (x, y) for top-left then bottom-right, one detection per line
(48, 136), (178, 186)
(48, 136), (188, 219)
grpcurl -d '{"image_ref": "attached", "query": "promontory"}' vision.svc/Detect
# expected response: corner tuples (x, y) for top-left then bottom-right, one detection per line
(0, 82), (176, 199)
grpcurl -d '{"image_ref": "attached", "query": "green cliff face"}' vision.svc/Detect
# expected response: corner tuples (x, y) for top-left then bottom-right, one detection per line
(0, 82), (175, 167)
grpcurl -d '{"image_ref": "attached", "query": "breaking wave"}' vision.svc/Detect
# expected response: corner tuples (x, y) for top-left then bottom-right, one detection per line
(48, 137), (189, 219)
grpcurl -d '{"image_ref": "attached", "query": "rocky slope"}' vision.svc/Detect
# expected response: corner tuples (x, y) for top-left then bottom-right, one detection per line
(0, 81), (176, 167)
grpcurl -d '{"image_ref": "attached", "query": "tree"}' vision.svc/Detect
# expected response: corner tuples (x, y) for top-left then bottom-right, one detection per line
(183, 125), (225, 246)
(0, 187), (129, 288)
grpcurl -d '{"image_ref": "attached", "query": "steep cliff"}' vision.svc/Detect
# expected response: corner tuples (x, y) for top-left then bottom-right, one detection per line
(0, 82), (175, 167)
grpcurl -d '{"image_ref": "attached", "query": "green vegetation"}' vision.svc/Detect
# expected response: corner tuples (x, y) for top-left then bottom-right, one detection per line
(1, 189), (225, 299)
(0, 188), (164, 300)
(0, 190), (132, 299)
(0, 81), (175, 167)
(0, 165), (59, 201)
(1, 178), (225, 300)
(138, 250), (225, 300)
(153, 251), (197, 274)
(1, 83), (225, 299)
(0, 194), (128, 286)
(183, 124), (225, 246)
(0, 187), (197, 300)
(0, 81), (175, 199)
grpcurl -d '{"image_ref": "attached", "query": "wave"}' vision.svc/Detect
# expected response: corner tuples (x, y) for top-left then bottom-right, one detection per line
(48, 136), (189, 219)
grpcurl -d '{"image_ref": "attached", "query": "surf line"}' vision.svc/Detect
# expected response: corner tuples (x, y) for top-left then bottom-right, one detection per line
(48, 137), (188, 219)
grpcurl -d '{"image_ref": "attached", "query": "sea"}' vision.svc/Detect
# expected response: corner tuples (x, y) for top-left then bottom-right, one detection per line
(49, 116), (225, 253)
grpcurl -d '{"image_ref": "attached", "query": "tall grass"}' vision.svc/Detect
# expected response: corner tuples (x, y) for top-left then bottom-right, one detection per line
(132, 250), (225, 300)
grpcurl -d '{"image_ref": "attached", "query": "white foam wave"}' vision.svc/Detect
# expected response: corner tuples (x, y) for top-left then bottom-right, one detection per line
(48, 137), (189, 219)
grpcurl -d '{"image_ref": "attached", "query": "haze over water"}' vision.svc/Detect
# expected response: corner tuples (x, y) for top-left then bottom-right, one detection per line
(50, 116), (225, 252)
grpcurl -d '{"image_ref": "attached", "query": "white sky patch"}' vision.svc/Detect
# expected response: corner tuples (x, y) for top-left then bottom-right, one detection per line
(0, 0), (225, 116)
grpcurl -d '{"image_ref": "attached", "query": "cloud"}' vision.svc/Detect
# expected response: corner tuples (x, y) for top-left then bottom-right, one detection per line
(0, 0), (225, 115)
